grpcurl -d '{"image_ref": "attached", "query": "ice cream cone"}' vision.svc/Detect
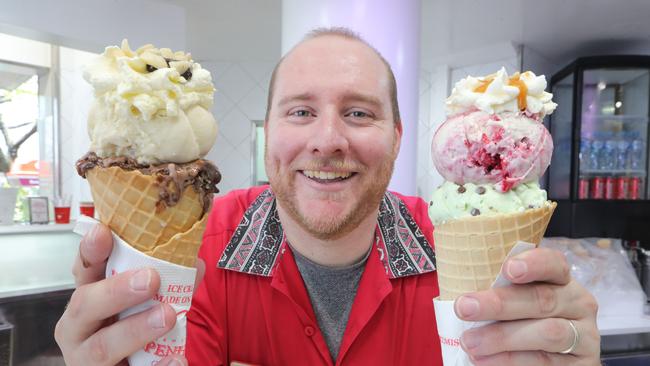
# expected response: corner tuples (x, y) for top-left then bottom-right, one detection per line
(434, 201), (557, 300)
(86, 166), (208, 267)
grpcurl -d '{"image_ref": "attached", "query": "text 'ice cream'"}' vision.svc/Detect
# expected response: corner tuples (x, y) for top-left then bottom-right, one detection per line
(75, 39), (223, 366)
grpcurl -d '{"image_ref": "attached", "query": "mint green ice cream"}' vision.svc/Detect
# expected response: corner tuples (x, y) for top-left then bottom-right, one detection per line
(428, 181), (549, 225)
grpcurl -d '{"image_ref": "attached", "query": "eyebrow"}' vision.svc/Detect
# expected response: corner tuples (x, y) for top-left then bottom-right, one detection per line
(342, 92), (383, 109)
(277, 92), (383, 109)
(277, 93), (315, 108)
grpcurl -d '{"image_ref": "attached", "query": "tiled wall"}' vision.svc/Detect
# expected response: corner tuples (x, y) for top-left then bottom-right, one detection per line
(202, 60), (276, 195)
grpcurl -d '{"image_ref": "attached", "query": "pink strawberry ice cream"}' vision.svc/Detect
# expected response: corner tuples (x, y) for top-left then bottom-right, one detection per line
(431, 109), (553, 192)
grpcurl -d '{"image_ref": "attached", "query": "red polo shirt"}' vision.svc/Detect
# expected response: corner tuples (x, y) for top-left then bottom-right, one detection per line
(186, 186), (443, 365)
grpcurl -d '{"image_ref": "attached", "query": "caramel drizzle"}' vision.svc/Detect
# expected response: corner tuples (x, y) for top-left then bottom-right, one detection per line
(472, 72), (528, 111)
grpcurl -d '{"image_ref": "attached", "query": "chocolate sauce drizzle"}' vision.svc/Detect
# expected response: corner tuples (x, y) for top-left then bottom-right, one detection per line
(76, 152), (221, 214)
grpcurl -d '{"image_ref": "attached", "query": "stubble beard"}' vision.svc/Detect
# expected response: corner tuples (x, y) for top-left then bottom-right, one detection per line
(268, 157), (395, 241)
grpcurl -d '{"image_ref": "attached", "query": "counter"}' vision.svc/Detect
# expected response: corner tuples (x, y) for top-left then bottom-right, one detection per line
(0, 224), (78, 365)
(0, 224), (77, 299)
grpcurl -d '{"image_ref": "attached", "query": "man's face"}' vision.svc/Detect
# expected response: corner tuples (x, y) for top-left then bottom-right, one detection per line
(265, 35), (402, 240)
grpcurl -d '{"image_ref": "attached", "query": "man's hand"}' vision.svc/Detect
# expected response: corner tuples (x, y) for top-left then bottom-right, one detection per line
(55, 224), (202, 366)
(454, 247), (600, 365)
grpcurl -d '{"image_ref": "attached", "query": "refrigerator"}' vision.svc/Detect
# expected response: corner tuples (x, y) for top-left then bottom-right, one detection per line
(546, 56), (650, 244)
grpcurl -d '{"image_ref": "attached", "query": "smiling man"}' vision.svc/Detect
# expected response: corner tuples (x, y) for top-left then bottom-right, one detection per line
(56, 28), (601, 366)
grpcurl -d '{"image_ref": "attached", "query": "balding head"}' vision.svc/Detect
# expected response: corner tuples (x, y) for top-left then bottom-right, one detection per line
(265, 27), (401, 125)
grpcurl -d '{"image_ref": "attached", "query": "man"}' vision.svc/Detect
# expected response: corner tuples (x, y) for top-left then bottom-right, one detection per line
(55, 28), (601, 365)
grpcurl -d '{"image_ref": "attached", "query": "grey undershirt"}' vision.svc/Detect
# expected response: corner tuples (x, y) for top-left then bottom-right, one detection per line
(292, 246), (370, 362)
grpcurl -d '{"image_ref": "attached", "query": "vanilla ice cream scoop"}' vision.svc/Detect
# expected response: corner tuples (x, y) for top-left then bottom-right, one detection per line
(84, 40), (217, 164)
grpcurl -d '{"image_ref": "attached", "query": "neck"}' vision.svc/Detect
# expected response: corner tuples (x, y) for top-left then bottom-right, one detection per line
(276, 203), (378, 268)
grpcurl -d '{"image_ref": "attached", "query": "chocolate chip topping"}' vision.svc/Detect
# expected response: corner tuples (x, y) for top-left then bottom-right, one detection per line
(429, 201), (434, 207)
(471, 208), (481, 216)
(457, 185), (466, 193)
(76, 152), (221, 215)
(181, 68), (192, 81)
(476, 186), (486, 195)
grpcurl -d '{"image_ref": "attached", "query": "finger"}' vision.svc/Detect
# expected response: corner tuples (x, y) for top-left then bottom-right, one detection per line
(504, 247), (571, 285)
(461, 318), (599, 358)
(469, 350), (578, 366)
(72, 224), (114, 286)
(57, 268), (160, 344)
(75, 303), (176, 366)
(454, 280), (595, 321)
(156, 355), (188, 366)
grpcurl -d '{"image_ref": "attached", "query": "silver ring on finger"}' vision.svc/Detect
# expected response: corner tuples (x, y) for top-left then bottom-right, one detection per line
(559, 319), (580, 354)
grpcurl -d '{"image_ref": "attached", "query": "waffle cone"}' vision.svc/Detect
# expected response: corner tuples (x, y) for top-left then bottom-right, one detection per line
(86, 166), (208, 267)
(434, 202), (557, 300)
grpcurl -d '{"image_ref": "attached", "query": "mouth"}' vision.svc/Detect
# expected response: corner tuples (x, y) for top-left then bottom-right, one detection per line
(300, 170), (357, 184)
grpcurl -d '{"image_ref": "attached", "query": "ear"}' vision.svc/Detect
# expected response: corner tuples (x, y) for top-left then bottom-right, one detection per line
(393, 120), (403, 156)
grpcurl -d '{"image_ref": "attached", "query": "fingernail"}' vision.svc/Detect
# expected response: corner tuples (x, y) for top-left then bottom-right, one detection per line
(461, 330), (481, 350)
(130, 269), (151, 291)
(456, 296), (480, 318)
(507, 259), (528, 279)
(148, 305), (166, 329)
(80, 225), (100, 268)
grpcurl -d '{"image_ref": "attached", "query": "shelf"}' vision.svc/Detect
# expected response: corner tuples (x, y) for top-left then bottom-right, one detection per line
(590, 115), (649, 121)
(599, 314), (650, 336)
(0, 222), (76, 235)
(580, 169), (646, 175)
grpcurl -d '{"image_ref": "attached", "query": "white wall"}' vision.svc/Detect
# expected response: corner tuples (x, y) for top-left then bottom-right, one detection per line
(0, 0), (186, 53)
(58, 47), (96, 217)
(183, 0), (281, 194)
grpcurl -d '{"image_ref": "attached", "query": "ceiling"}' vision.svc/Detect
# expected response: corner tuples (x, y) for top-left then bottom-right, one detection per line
(421, 0), (650, 69)
(147, 0), (650, 71)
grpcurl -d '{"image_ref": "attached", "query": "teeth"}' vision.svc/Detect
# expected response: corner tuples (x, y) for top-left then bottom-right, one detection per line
(304, 170), (352, 180)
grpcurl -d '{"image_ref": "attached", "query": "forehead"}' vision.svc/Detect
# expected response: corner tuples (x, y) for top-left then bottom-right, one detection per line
(274, 35), (390, 101)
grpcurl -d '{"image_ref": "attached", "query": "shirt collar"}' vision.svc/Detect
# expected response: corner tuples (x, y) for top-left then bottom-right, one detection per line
(217, 188), (436, 279)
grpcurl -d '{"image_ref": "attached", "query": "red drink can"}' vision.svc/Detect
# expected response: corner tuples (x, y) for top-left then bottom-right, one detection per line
(629, 177), (641, 200)
(590, 177), (605, 199)
(604, 177), (616, 199)
(578, 178), (590, 199)
(615, 177), (628, 199)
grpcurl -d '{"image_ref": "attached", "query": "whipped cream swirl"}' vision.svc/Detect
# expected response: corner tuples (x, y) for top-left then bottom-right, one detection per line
(446, 67), (557, 118)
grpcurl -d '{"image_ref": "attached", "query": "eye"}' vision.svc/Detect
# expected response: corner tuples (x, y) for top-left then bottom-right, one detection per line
(348, 110), (369, 118)
(290, 109), (314, 117)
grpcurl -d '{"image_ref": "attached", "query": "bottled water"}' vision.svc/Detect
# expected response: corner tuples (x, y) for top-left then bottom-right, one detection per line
(603, 140), (618, 171)
(630, 140), (645, 170)
(590, 140), (603, 171)
(616, 140), (630, 170)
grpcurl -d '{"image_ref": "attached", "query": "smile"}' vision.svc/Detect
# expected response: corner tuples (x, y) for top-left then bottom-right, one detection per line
(301, 170), (356, 183)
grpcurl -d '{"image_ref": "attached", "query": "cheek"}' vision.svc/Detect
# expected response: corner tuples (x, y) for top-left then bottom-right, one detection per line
(265, 124), (305, 168)
(353, 130), (397, 166)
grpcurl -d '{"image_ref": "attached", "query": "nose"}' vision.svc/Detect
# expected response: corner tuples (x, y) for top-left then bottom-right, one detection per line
(306, 110), (350, 156)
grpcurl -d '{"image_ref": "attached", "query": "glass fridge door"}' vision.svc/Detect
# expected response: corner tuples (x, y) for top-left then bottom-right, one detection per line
(578, 68), (649, 200)
(548, 73), (574, 200)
